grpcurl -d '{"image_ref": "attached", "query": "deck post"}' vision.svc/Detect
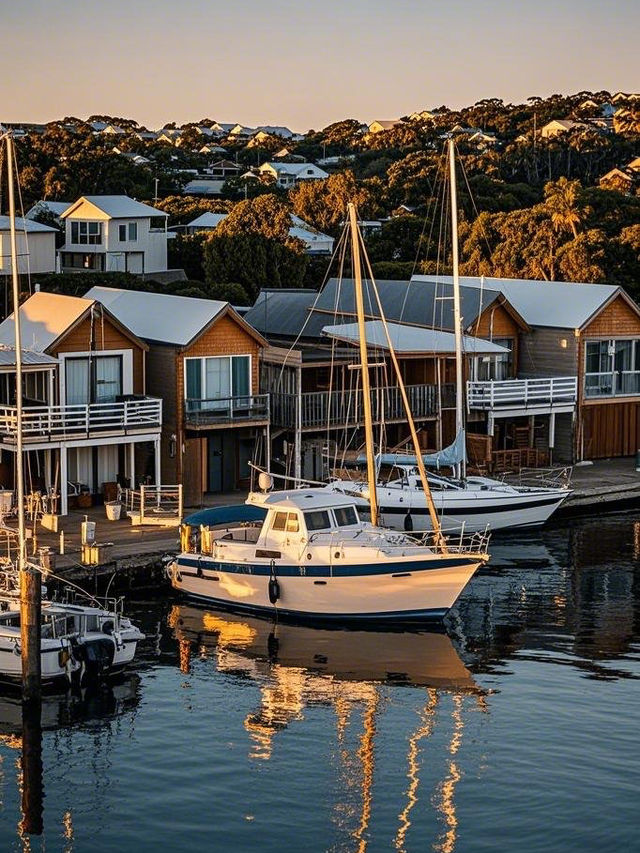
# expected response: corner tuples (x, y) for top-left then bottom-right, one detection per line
(154, 437), (161, 486)
(60, 446), (68, 515)
(128, 442), (136, 490)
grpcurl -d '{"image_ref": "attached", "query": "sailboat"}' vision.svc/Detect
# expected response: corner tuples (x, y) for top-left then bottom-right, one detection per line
(325, 140), (572, 533)
(0, 127), (144, 687)
(167, 203), (489, 622)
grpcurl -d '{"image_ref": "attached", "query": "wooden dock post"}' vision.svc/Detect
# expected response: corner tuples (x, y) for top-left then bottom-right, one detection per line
(20, 701), (44, 836)
(20, 566), (42, 705)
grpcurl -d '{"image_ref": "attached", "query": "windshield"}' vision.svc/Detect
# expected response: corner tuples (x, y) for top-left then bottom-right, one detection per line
(304, 510), (332, 531)
(334, 506), (359, 527)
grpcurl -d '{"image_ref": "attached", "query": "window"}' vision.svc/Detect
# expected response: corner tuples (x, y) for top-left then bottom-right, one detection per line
(119, 224), (127, 242)
(185, 355), (251, 410)
(585, 339), (640, 397)
(65, 355), (122, 405)
(272, 512), (298, 532)
(305, 510), (332, 531)
(118, 222), (137, 241)
(334, 506), (358, 527)
(474, 338), (513, 381)
(128, 222), (137, 241)
(70, 221), (102, 245)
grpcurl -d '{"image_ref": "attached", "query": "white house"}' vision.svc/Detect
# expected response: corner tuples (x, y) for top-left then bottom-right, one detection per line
(59, 196), (169, 274)
(368, 119), (404, 134)
(258, 162), (329, 188)
(0, 216), (58, 275)
(540, 119), (589, 138)
(185, 212), (334, 254)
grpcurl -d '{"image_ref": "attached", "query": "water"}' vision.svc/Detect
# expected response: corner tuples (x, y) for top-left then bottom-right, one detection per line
(1, 512), (639, 852)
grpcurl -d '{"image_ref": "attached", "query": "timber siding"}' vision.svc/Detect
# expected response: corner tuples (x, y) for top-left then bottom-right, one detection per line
(473, 303), (521, 376)
(52, 313), (145, 394)
(577, 293), (640, 459)
(517, 327), (578, 378)
(146, 343), (179, 483)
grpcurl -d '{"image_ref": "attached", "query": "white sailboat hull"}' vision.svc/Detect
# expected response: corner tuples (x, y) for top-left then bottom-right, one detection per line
(170, 554), (482, 622)
(328, 482), (570, 533)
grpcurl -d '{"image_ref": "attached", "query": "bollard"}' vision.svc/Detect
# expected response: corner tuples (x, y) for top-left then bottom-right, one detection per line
(59, 529), (64, 555)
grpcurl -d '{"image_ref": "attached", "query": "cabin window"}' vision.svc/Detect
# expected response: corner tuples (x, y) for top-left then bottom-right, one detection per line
(304, 510), (331, 531)
(334, 506), (358, 527)
(272, 512), (287, 531)
(286, 514), (299, 532)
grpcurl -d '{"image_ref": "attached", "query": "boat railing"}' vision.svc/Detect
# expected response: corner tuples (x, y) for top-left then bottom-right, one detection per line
(502, 466), (573, 489)
(417, 524), (491, 556)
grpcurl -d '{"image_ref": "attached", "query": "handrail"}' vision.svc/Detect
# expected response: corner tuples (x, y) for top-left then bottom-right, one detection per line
(0, 397), (162, 439)
(467, 376), (578, 409)
(184, 393), (269, 423)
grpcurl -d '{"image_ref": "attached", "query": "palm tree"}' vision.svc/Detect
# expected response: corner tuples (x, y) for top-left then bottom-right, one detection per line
(544, 176), (583, 238)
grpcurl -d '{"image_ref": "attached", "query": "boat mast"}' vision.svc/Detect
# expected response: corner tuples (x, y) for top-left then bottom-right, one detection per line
(348, 203), (379, 526)
(448, 139), (466, 480)
(5, 133), (27, 576)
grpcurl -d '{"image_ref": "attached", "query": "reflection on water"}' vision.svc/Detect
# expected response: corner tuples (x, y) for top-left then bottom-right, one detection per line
(0, 512), (638, 853)
(170, 604), (486, 852)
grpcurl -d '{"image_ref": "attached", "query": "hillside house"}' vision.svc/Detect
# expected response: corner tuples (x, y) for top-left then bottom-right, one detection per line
(368, 120), (404, 134)
(0, 216), (58, 275)
(85, 287), (269, 504)
(257, 162), (329, 188)
(185, 212), (334, 254)
(59, 196), (169, 274)
(540, 119), (589, 138)
(0, 292), (162, 514)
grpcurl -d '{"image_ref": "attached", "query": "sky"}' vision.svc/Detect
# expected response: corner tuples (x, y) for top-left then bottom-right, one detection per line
(2, 0), (638, 131)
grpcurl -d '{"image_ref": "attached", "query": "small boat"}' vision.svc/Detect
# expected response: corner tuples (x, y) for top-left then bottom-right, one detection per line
(167, 488), (489, 623)
(0, 594), (144, 687)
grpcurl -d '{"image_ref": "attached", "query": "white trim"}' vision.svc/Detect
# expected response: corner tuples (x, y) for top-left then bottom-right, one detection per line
(58, 348), (133, 404)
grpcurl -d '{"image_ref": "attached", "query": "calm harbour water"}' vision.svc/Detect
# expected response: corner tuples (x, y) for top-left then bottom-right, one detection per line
(1, 511), (639, 853)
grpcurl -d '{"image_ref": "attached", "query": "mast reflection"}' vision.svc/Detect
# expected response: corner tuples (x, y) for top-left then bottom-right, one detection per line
(170, 604), (484, 852)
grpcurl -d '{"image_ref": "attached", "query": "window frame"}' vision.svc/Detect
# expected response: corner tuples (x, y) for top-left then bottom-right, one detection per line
(184, 354), (252, 405)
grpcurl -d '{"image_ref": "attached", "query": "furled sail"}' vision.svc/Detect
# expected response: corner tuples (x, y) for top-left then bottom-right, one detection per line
(360, 429), (467, 470)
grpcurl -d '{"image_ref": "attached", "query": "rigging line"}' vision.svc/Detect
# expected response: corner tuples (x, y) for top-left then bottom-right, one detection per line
(325, 223), (349, 451)
(274, 222), (349, 390)
(433, 155), (450, 330)
(458, 152), (495, 273)
(12, 145), (33, 297)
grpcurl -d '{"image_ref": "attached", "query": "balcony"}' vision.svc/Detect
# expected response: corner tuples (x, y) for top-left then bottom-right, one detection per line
(184, 394), (270, 428)
(467, 377), (577, 412)
(584, 371), (640, 399)
(0, 397), (162, 444)
(271, 383), (454, 431)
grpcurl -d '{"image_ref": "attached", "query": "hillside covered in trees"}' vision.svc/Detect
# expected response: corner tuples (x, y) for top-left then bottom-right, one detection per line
(8, 90), (640, 304)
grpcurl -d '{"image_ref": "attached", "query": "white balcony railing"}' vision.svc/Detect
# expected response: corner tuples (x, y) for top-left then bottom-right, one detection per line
(0, 397), (162, 442)
(467, 377), (578, 411)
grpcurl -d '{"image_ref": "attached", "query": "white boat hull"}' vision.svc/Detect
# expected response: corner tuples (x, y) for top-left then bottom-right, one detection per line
(170, 555), (482, 622)
(329, 483), (570, 533)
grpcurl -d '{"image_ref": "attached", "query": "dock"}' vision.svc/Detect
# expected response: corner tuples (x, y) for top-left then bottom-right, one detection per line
(3, 458), (639, 590)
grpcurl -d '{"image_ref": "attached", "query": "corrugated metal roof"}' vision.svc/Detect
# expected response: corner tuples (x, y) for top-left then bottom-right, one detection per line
(0, 346), (58, 368)
(244, 290), (323, 340)
(314, 278), (502, 331)
(187, 212), (228, 228)
(322, 321), (509, 355)
(0, 216), (58, 233)
(411, 274), (622, 329)
(0, 292), (94, 352)
(84, 286), (227, 346)
(61, 196), (168, 220)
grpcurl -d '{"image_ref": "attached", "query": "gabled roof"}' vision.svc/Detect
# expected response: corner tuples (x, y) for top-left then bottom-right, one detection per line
(187, 212), (229, 229)
(322, 321), (509, 356)
(61, 196), (168, 220)
(411, 274), (627, 330)
(0, 216), (58, 233)
(244, 289), (323, 340)
(84, 286), (267, 349)
(0, 292), (148, 354)
(25, 201), (72, 219)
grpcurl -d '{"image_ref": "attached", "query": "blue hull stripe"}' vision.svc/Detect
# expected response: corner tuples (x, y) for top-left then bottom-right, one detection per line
(175, 555), (479, 578)
(178, 591), (449, 624)
(376, 495), (566, 516)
